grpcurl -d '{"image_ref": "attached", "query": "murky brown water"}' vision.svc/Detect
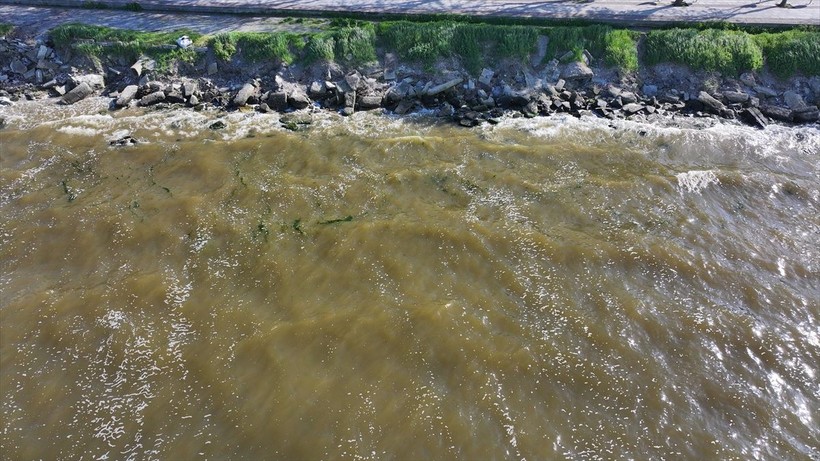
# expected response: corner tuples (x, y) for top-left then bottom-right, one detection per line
(1, 100), (819, 460)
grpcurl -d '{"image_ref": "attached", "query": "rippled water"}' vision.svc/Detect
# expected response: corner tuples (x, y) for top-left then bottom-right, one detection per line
(1, 100), (819, 460)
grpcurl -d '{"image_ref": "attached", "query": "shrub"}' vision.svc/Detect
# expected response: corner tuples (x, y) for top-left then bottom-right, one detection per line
(333, 25), (377, 64)
(304, 35), (335, 63)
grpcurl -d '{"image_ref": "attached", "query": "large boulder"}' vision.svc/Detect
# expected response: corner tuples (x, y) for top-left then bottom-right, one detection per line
(73, 74), (105, 91)
(266, 91), (287, 111)
(115, 85), (138, 107)
(793, 105), (819, 124)
(560, 61), (593, 81)
(61, 82), (92, 105)
(759, 104), (792, 123)
(288, 90), (311, 110)
(233, 82), (258, 107)
(138, 90), (166, 107)
(739, 107), (768, 129)
(357, 94), (382, 110)
(698, 91), (725, 114)
(783, 91), (807, 111)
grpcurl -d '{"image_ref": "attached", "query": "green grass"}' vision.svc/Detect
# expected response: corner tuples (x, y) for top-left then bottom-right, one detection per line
(378, 21), (538, 73)
(604, 29), (638, 72)
(753, 29), (820, 78)
(644, 28), (762, 75)
(0, 23), (13, 36)
(51, 23), (202, 68)
(209, 32), (303, 64)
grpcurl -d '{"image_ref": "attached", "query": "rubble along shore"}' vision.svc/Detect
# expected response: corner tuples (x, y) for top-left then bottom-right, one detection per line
(1, 25), (819, 132)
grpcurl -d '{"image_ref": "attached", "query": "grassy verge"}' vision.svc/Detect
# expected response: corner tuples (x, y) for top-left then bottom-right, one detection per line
(0, 23), (13, 36)
(51, 23), (203, 70)
(644, 27), (820, 77)
(46, 20), (817, 79)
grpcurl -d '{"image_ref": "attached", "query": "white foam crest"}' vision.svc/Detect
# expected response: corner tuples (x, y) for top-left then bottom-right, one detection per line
(676, 170), (720, 194)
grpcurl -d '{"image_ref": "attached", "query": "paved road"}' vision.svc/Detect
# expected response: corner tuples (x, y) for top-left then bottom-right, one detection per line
(1, 0), (818, 27)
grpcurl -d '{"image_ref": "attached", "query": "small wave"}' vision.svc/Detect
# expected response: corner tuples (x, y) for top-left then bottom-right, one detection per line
(676, 170), (720, 194)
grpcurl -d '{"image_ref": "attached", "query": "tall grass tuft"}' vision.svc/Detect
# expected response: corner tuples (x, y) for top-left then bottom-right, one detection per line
(644, 28), (762, 75)
(753, 30), (820, 78)
(209, 32), (303, 64)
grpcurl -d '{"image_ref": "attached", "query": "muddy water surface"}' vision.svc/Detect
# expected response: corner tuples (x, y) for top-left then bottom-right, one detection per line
(1, 102), (818, 460)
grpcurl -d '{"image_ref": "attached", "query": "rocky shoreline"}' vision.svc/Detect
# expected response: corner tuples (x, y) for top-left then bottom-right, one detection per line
(2, 33), (819, 132)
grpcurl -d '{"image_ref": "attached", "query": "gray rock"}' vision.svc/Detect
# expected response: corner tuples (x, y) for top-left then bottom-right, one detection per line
(698, 91), (725, 113)
(357, 94), (382, 110)
(289, 90), (311, 110)
(739, 107), (767, 129)
(308, 81), (326, 99)
(554, 79), (566, 92)
(394, 99), (415, 115)
(754, 85), (778, 98)
(739, 72), (756, 87)
(658, 90), (680, 104)
(61, 82), (92, 105)
(809, 77), (820, 97)
(783, 91), (807, 110)
(759, 105), (792, 123)
(36, 45), (51, 60)
(641, 85), (658, 97)
(560, 61), (593, 80)
(266, 91), (287, 111)
(478, 67), (495, 86)
(233, 83), (258, 107)
(182, 82), (198, 98)
(793, 105), (819, 123)
(622, 103), (644, 115)
(620, 91), (638, 105)
(344, 72), (361, 91)
(723, 91), (749, 104)
(188, 94), (199, 106)
(340, 106), (355, 117)
(115, 84), (138, 107)
(10, 59), (27, 74)
(427, 78), (463, 96)
(74, 74), (105, 90)
(138, 90), (166, 106)
(166, 88), (186, 104)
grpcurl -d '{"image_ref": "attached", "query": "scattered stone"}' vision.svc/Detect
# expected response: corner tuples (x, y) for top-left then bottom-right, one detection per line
(344, 72), (361, 91)
(188, 94), (199, 106)
(109, 135), (139, 146)
(138, 90), (166, 106)
(74, 74), (105, 90)
(340, 106), (355, 117)
(289, 90), (311, 110)
(394, 99), (415, 115)
(793, 105), (819, 123)
(560, 61), (593, 80)
(427, 78), (463, 96)
(357, 95), (382, 110)
(115, 85), (138, 107)
(233, 82), (258, 107)
(739, 107), (768, 129)
(209, 120), (226, 130)
(308, 81), (326, 99)
(10, 59), (27, 74)
(166, 87), (185, 104)
(554, 79), (566, 92)
(642, 85), (658, 97)
(739, 72), (756, 87)
(723, 91), (749, 104)
(266, 91), (287, 112)
(759, 105), (792, 123)
(698, 91), (725, 114)
(478, 68), (494, 87)
(622, 103), (644, 115)
(619, 91), (638, 105)
(130, 58), (155, 77)
(754, 85), (778, 98)
(36, 45), (50, 60)
(61, 82), (92, 105)
(182, 82), (198, 98)
(783, 91), (807, 111)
